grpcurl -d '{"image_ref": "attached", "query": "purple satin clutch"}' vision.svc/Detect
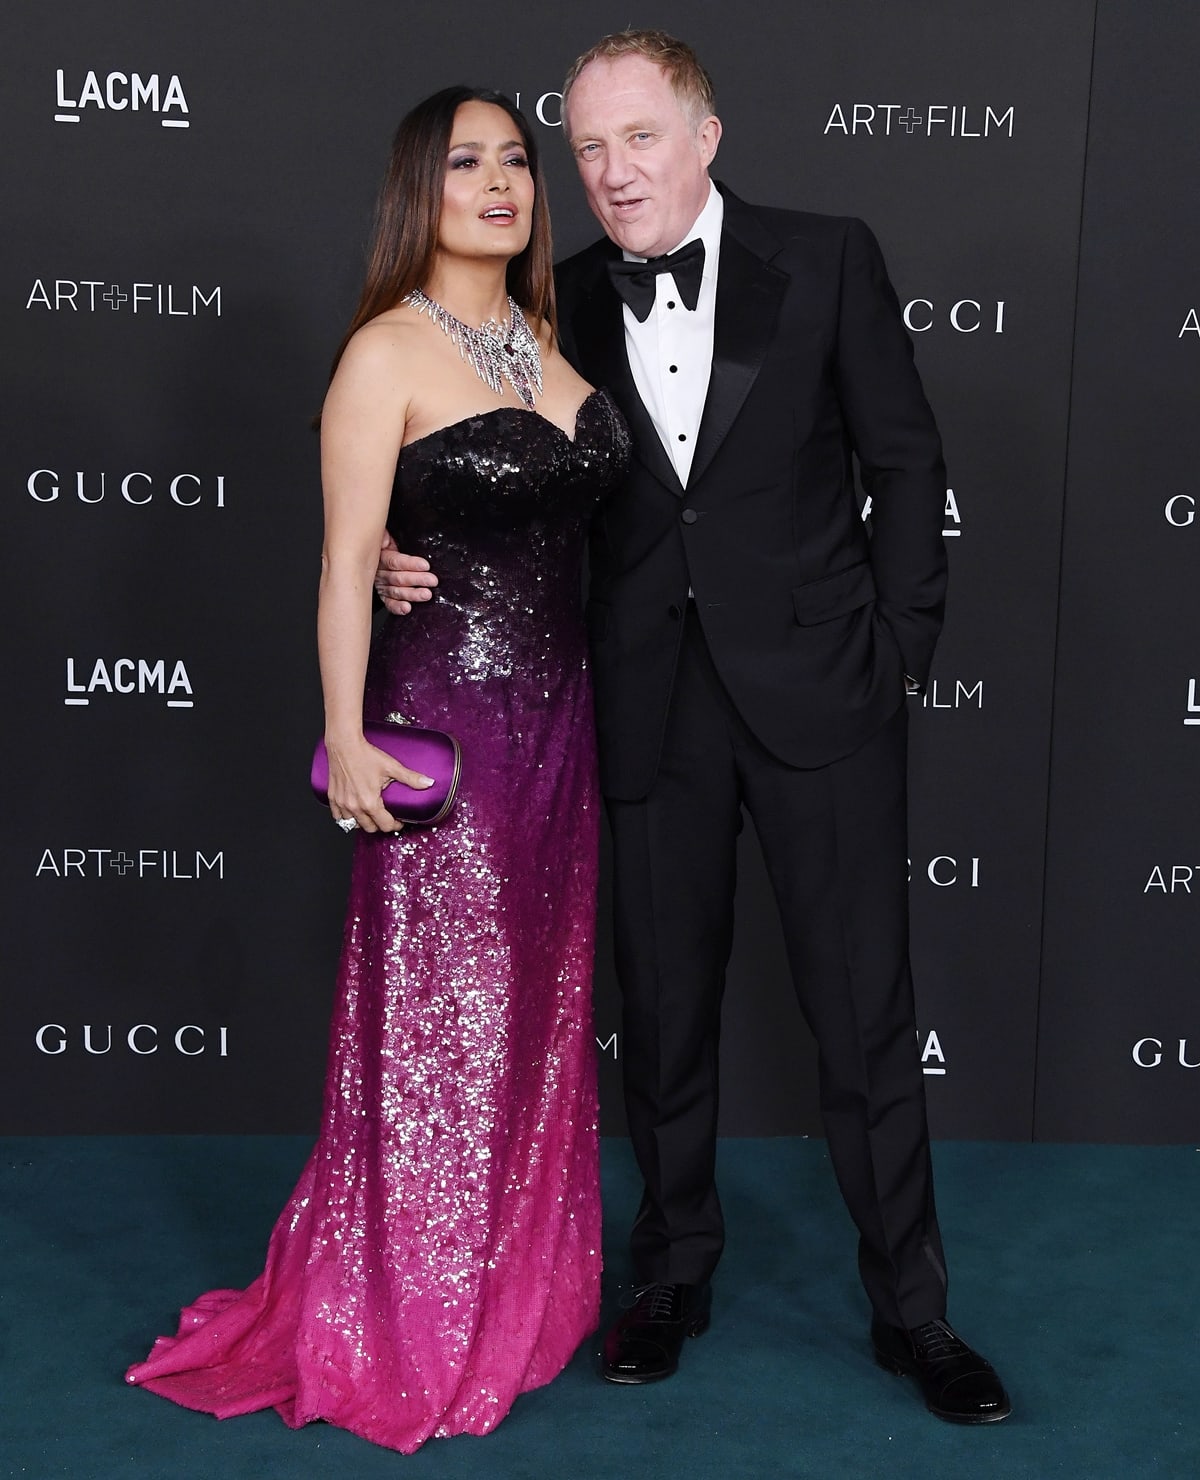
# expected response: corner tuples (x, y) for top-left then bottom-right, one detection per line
(311, 719), (462, 826)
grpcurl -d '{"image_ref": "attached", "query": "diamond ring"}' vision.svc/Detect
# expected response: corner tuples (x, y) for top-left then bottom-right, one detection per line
(335, 817), (358, 833)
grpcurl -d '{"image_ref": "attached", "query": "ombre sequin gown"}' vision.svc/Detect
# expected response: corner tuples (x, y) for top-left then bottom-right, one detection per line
(126, 389), (630, 1454)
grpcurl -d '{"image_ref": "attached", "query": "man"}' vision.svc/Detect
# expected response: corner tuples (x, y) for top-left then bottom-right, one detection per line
(378, 30), (1009, 1424)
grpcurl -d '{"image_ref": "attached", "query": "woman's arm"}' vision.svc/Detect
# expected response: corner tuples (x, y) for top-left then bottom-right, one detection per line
(318, 325), (432, 832)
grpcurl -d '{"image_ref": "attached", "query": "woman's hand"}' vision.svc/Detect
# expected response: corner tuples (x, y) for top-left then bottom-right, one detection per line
(325, 736), (434, 835)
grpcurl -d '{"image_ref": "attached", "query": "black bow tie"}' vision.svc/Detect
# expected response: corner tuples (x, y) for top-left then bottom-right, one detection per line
(607, 238), (706, 323)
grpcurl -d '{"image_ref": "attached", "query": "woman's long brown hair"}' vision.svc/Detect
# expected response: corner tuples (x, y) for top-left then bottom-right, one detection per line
(329, 87), (555, 379)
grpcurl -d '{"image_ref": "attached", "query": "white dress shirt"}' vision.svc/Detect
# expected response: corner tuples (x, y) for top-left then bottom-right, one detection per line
(621, 182), (724, 487)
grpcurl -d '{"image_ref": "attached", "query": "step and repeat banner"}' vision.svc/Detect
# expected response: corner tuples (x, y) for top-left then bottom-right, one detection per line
(2, 1), (1194, 1141)
(1036, 4), (1200, 1141)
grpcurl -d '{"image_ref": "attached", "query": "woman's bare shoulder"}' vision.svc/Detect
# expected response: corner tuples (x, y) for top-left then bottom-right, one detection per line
(342, 306), (423, 363)
(329, 308), (432, 405)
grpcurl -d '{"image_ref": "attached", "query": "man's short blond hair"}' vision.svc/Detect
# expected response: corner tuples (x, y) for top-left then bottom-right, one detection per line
(562, 29), (717, 133)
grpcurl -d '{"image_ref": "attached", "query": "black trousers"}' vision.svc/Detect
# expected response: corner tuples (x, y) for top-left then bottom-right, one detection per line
(606, 609), (948, 1329)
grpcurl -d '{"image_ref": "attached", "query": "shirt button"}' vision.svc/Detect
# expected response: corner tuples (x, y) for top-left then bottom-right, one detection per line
(669, 365), (678, 373)
(668, 604), (682, 620)
(681, 509), (698, 524)
(677, 433), (687, 442)
(666, 300), (676, 310)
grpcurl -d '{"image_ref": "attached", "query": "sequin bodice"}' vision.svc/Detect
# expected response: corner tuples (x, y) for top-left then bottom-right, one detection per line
(374, 389), (628, 704)
(394, 387), (626, 538)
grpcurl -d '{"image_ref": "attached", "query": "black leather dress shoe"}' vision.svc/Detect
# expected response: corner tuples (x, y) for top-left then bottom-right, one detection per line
(871, 1317), (1011, 1424)
(601, 1281), (712, 1384)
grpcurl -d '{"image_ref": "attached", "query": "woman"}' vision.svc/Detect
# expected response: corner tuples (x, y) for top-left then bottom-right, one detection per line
(125, 87), (629, 1453)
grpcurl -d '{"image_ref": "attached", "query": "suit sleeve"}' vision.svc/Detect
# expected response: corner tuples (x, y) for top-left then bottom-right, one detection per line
(833, 217), (948, 687)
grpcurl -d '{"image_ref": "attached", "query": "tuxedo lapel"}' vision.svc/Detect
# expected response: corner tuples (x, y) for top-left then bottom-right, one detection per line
(567, 256), (685, 498)
(561, 189), (786, 498)
(688, 193), (788, 490)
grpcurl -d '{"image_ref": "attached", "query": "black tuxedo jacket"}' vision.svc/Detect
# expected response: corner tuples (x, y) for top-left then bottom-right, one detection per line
(555, 185), (947, 801)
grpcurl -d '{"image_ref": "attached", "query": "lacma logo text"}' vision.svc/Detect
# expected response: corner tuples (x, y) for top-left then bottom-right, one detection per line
(862, 487), (963, 537)
(919, 1029), (947, 1076)
(55, 70), (189, 127)
(64, 658), (194, 708)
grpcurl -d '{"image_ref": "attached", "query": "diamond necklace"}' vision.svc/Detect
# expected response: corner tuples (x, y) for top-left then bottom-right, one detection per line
(403, 288), (543, 410)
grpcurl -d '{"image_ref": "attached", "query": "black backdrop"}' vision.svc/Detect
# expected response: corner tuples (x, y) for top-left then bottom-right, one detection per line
(2, 1), (1195, 1143)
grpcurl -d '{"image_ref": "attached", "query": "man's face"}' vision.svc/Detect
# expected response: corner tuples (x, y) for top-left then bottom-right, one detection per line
(565, 54), (721, 259)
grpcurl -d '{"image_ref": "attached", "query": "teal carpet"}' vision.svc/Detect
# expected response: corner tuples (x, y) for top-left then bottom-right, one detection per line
(3, 1137), (1197, 1479)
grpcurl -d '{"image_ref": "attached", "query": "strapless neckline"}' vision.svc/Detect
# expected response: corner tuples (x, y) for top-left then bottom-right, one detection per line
(399, 387), (607, 457)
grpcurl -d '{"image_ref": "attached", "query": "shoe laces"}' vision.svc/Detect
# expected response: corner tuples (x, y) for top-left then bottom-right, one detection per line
(621, 1282), (680, 1320)
(910, 1319), (969, 1361)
